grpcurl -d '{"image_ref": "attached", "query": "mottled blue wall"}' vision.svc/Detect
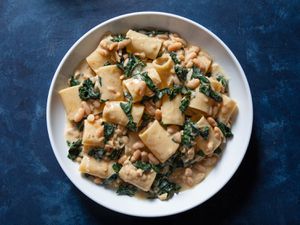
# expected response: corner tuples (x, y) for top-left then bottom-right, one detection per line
(0, 0), (299, 224)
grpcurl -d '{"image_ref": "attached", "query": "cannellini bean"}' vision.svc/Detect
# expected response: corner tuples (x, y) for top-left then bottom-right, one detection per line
(74, 107), (85, 122)
(214, 127), (223, 139)
(93, 177), (102, 185)
(184, 168), (193, 177)
(207, 117), (217, 127)
(141, 151), (149, 162)
(155, 109), (162, 121)
(121, 136), (129, 144)
(158, 193), (168, 201)
(81, 101), (91, 115)
(187, 148), (195, 160)
(168, 42), (183, 52)
(132, 141), (145, 150)
(148, 153), (159, 165)
(136, 169), (143, 177)
(118, 155), (128, 164)
(186, 61), (193, 68)
(130, 149), (141, 162)
(186, 177), (194, 186)
(155, 100), (162, 108)
(185, 52), (197, 63)
(167, 125), (179, 134)
(186, 78), (200, 89)
(98, 48), (109, 56)
(93, 100), (101, 108)
(117, 38), (131, 50)
(172, 132), (182, 143)
(87, 114), (95, 122)
(75, 157), (82, 163)
(156, 34), (169, 40)
(173, 36), (187, 46)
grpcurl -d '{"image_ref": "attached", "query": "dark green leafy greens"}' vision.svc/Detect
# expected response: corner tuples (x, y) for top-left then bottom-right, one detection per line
(179, 91), (191, 112)
(191, 65), (210, 83)
(112, 163), (122, 173)
(217, 121), (233, 138)
(139, 72), (157, 92)
(103, 61), (111, 66)
(79, 78), (100, 100)
(98, 76), (102, 86)
(103, 173), (118, 186)
(120, 101), (137, 131)
(169, 52), (180, 64)
(103, 122), (115, 143)
(138, 29), (169, 37)
(67, 139), (82, 160)
(134, 161), (154, 173)
(109, 148), (124, 160)
(69, 75), (80, 86)
(174, 65), (188, 82)
(182, 120), (210, 148)
(216, 74), (228, 92)
(88, 147), (106, 160)
(214, 147), (222, 155)
(199, 83), (223, 102)
(197, 149), (206, 157)
(111, 34), (128, 42)
(149, 174), (181, 200)
(117, 54), (145, 78)
(116, 183), (137, 196)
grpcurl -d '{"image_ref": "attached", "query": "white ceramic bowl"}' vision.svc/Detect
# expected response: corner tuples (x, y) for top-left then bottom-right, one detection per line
(47, 12), (253, 217)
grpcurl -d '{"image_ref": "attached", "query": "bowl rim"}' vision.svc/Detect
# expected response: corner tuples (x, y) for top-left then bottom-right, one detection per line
(47, 11), (253, 217)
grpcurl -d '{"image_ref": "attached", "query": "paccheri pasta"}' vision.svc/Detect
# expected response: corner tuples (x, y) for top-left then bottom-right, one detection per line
(59, 29), (238, 200)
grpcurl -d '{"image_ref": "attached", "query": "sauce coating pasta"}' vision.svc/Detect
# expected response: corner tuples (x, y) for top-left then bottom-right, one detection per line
(59, 29), (238, 200)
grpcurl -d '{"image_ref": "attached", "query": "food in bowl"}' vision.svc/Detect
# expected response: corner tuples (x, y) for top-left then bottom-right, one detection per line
(58, 29), (238, 200)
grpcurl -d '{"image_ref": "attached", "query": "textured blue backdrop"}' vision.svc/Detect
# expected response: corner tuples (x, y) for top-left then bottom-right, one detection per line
(1, 0), (299, 224)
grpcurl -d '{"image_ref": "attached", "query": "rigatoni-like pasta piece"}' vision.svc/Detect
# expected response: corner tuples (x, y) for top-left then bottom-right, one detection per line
(102, 101), (145, 126)
(86, 44), (111, 72)
(82, 119), (104, 146)
(209, 77), (224, 93)
(192, 51), (212, 73)
(152, 54), (174, 88)
(126, 29), (162, 59)
(79, 155), (115, 178)
(59, 85), (82, 121)
(189, 91), (214, 116)
(118, 161), (157, 191)
(161, 94), (185, 125)
(139, 120), (179, 163)
(123, 78), (146, 102)
(217, 95), (237, 124)
(74, 59), (95, 80)
(195, 116), (221, 155)
(96, 65), (124, 101)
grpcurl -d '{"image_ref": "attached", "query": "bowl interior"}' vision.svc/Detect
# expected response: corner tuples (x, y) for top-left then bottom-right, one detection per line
(47, 12), (253, 217)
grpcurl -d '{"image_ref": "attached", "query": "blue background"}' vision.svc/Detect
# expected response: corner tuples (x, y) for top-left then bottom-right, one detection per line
(1, 0), (299, 224)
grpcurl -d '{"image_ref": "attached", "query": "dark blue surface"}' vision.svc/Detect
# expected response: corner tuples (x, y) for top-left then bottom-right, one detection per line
(1, 0), (299, 224)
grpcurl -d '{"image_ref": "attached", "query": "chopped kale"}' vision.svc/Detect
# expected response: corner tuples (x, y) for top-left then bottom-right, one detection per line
(170, 51), (180, 64)
(111, 34), (128, 42)
(134, 161), (153, 173)
(103, 173), (118, 186)
(150, 174), (181, 200)
(191, 65), (210, 83)
(214, 147), (222, 155)
(120, 101), (137, 131)
(109, 148), (124, 160)
(199, 83), (223, 102)
(140, 113), (153, 129)
(75, 119), (84, 131)
(175, 65), (188, 82)
(117, 54), (145, 78)
(103, 122), (115, 144)
(98, 76), (102, 86)
(139, 72), (157, 92)
(216, 75), (228, 92)
(88, 147), (106, 160)
(197, 149), (206, 157)
(79, 78), (100, 100)
(217, 121), (233, 138)
(139, 29), (169, 37)
(179, 91), (191, 112)
(112, 163), (122, 173)
(69, 75), (80, 87)
(124, 92), (133, 101)
(67, 139), (82, 160)
(182, 120), (210, 147)
(116, 183), (137, 196)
